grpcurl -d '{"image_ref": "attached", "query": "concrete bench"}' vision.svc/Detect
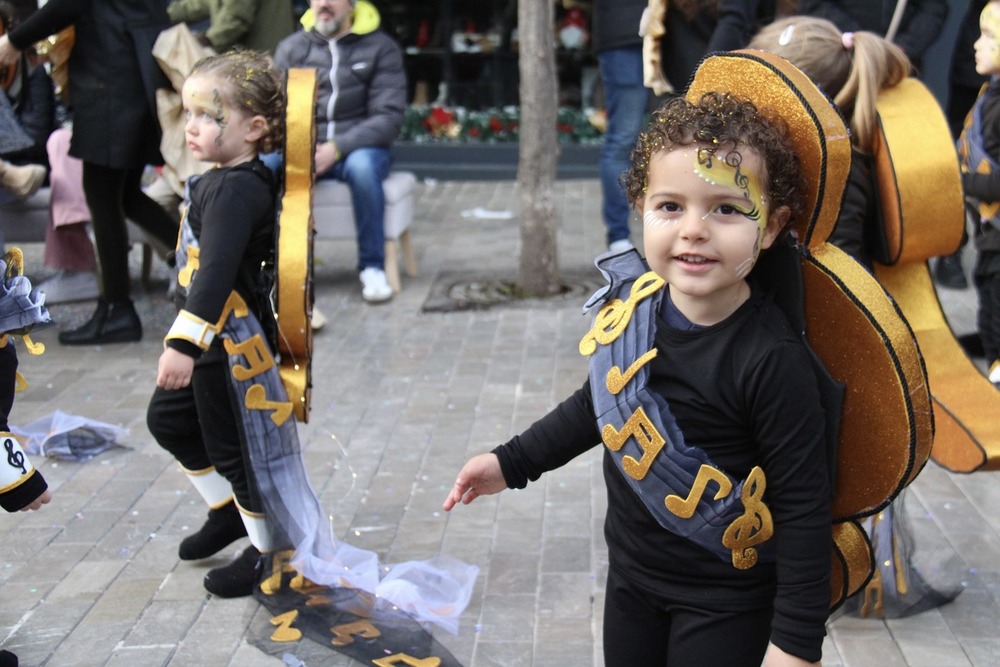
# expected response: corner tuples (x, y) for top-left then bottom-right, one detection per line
(0, 169), (419, 293)
(0, 188), (160, 280)
(311, 171), (418, 292)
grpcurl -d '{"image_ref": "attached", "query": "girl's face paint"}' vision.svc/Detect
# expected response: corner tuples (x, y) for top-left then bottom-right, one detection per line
(641, 145), (780, 325)
(181, 74), (258, 168)
(975, 3), (1000, 76)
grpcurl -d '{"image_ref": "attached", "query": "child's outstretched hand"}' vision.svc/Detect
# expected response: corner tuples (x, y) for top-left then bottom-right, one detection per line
(20, 488), (51, 512)
(442, 453), (506, 511)
(157, 348), (195, 390)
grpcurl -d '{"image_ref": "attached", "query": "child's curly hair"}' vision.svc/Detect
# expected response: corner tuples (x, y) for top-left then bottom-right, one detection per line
(189, 50), (285, 153)
(623, 93), (807, 230)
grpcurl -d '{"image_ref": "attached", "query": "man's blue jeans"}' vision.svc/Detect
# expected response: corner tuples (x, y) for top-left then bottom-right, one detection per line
(598, 46), (649, 246)
(320, 146), (392, 271)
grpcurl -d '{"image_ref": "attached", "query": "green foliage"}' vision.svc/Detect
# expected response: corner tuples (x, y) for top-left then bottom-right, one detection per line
(400, 105), (604, 144)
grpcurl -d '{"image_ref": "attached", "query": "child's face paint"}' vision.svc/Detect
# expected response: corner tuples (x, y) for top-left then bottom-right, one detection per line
(641, 145), (778, 325)
(975, 2), (1000, 76)
(182, 74), (258, 168)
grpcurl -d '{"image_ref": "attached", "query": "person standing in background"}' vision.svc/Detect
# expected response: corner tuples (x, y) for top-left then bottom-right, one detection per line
(592, 0), (650, 254)
(0, 0), (180, 345)
(166, 0), (295, 54)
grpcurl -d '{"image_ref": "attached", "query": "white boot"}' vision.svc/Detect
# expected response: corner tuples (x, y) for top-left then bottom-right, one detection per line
(181, 464), (233, 509)
(236, 502), (273, 553)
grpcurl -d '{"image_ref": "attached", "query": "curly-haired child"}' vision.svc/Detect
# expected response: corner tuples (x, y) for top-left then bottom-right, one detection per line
(444, 91), (832, 667)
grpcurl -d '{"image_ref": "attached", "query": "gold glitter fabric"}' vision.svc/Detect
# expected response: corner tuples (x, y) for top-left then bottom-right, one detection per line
(867, 76), (1000, 473)
(872, 78), (964, 264)
(276, 68), (317, 422)
(876, 261), (1000, 472)
(684, 51), (934, 609)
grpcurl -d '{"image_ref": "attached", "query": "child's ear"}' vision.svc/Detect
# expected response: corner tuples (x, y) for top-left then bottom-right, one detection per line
(245, 115), (268, 143)
(761, 205), (790, 250)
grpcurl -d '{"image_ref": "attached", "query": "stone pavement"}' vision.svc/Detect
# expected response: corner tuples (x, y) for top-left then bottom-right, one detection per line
(0, 177), (994, 667)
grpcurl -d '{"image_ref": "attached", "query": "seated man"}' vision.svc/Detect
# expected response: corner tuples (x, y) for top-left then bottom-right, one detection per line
(274, 0), (405, 304)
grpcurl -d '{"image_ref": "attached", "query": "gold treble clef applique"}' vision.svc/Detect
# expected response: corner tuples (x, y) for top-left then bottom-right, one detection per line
(722, 466), (773, 570)
(580, 272), (664, 356)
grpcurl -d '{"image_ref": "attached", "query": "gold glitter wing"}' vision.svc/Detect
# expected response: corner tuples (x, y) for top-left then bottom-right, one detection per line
(276, 68), (316, 423)
(869, 78), (1000, 473)
(687, 51), (933, 609)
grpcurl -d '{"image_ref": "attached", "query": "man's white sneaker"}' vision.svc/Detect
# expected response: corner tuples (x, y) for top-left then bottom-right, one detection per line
(359, 267), (393, 303)
(608, 239), (634, 253)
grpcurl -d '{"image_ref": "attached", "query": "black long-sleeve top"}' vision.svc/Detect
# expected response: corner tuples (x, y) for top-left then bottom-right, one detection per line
(168, 159), (275, 359)
(494, 285), (832, 662)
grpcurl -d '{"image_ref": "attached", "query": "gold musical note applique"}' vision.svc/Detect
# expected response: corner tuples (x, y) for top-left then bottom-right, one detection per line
(664, 464), (734, 519)
(606, 349), (658, 395)
(601, 407), (665, 480)
(269, 610), (302, 642)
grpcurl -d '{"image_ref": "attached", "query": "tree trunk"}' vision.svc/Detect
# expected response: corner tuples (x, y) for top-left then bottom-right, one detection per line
(516, 0), (561, 297)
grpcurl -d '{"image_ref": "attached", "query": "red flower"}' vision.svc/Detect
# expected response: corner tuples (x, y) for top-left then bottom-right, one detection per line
(430, 106), (454, 124)
(489, 117), (503, 132)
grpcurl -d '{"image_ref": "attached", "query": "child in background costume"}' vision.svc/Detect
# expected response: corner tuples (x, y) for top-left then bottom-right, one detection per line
(145, 50), (284, 597)
(749, 16), (911, 269)
(958, 0), (1000, 386)
(444, 93), (832, 667)
(0, 250), (53, 667)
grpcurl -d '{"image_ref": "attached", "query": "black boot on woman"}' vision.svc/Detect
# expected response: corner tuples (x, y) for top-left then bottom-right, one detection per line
(0, 648), (18, 667)
(58, 299), (142, 345)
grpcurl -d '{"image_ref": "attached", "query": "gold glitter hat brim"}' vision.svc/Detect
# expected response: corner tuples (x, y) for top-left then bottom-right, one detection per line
(685, 50), (853, 250)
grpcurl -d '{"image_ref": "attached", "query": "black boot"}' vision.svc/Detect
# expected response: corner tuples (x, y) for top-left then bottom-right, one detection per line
(934, 253), (968, 289)
(58, 299), (142, 345)
(0, 649), (18, 667)
(179, 501), (248, 561)
(203, 545), (262, 598)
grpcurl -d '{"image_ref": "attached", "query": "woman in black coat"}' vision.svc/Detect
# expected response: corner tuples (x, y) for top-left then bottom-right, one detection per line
(0, 0), (178, 345)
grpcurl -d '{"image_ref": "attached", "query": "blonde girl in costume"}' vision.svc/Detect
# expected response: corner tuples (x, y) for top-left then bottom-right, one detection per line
(146, 50), (286, 597)
(445, 91), (831, 667)
(749, 16), (911, 267)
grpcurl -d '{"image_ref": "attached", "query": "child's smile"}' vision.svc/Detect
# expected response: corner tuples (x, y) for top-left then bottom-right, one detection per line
(642, 145), (781, 325)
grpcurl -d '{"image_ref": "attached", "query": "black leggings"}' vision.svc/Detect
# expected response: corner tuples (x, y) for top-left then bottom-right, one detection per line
(82, 163), (177, 302)
(976, 266), (1000, 361)
(602, 566), (772, 667)
(146, 344), (262, 512)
